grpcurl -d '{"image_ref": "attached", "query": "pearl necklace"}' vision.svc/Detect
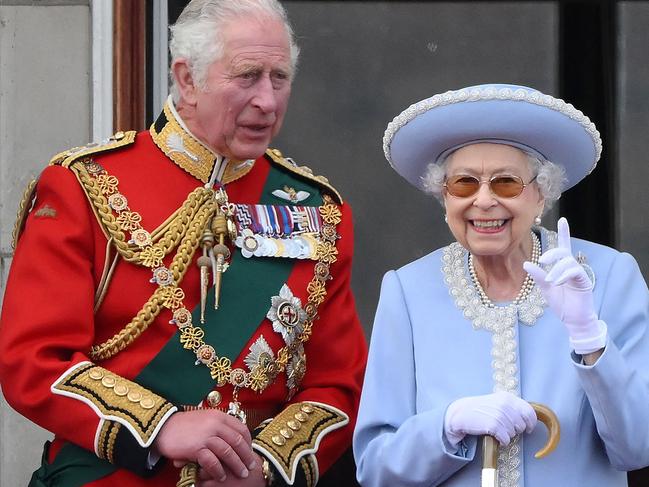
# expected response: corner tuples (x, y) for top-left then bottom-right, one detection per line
(468, 231), (541, 307)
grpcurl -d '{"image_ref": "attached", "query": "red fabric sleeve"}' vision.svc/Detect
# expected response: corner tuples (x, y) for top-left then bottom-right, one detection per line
(0, 165), (105, 452)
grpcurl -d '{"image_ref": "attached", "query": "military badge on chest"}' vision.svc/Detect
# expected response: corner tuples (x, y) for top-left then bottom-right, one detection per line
(264, 285), (309, 397)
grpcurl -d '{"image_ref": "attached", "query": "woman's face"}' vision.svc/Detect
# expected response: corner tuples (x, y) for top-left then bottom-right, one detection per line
(443, 143), (545, 258)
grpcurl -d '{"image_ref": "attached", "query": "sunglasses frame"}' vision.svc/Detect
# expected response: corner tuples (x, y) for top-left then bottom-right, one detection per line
(443, 174), (537, 199)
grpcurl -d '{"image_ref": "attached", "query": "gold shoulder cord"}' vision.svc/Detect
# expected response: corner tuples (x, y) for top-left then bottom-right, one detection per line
(11, 179), (38, 249)
(71, 159), (218, 360)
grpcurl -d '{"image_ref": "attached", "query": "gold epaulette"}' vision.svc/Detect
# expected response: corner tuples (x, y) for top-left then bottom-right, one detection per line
(266, 148), (343, 204)
(50, 130), (137, 168)
(12, 132), (136, 248)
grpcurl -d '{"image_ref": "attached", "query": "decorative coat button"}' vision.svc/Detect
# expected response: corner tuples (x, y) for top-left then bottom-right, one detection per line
(280, 428), (294, 439)
(101, 376), (116, 388)
(113, 384), (129, 396)
(88, 369), (104, 380)
(272, 435), (286, 446)
(300, 404), (314, 414)
(140, 397), (156, 409)
(127, 390), (143, 403)
(207, 391), (222, 407)
(295, 412), (308, 422)
(287, 419), (301, 431)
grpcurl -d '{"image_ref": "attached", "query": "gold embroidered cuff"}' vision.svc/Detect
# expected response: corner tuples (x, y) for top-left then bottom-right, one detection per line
(51, 362), (177, 449)
(252, 401), (348, 485)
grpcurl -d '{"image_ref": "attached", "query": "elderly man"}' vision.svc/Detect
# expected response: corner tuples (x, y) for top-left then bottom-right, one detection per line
(0, 1), (367, 486)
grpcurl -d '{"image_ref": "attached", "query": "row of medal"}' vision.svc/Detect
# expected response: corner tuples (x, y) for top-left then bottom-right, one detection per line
(232, 203), (324, 260)
(234, 229), (320, 260)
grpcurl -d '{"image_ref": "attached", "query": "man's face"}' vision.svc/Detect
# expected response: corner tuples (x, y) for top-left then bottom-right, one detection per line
(190, 16), (293, 160)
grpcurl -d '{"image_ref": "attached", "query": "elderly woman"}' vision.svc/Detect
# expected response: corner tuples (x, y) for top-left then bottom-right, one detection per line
(353, 84), (649, 486)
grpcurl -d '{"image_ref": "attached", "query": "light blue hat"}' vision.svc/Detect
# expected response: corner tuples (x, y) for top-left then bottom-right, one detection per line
(383, 84), (602, 191)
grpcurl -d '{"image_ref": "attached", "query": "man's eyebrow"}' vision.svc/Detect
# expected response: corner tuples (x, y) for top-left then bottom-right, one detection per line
(230, 63), (263, 75)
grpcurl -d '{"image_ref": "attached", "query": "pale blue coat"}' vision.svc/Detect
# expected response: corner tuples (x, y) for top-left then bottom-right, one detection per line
(354, 231), (649, 486)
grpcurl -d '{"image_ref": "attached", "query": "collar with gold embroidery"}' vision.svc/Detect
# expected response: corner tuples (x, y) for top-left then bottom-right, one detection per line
(150, 101), (254, 184)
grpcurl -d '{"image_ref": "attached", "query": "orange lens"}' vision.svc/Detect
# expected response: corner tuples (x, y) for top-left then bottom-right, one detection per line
(444, 175), (526, 198)
(445, 175), (480, 197)
(490, 176), (525, 198)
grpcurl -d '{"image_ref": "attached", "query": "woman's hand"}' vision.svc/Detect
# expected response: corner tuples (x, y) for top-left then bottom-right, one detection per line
(523, 217), (607, 355)
(443, 391), (537, 448)
(153, 409), (258, 483)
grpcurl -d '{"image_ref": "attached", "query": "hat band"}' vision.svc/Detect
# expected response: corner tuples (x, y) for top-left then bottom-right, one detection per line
(436, 138), (547, 165)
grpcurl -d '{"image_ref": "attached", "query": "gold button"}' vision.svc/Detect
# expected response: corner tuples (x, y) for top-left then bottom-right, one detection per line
(287, 420), (301, 431)
(300, 404), (314, 414)
(127, 390), (143, 402)
(101, 376), (116, 388)
(207, 391), (222, 408)
(295, 412), (308, 422)
(88, 368), (104, 380)
(113, 384), (129, 396)
(140, 397), (156, 409)
(280, 428), (294, 439)
(114, 131), (125, 140)
(271, 435), (286, 446)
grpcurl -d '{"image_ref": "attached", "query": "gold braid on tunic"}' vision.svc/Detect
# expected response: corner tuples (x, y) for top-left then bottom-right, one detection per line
(69, 161), (219, 360)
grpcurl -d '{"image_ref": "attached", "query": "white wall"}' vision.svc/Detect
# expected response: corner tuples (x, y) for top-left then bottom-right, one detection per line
(0, 3), (92, 485)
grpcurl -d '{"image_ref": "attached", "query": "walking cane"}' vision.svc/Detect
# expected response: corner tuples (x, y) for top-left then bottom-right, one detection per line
(481, 402), (560, 487)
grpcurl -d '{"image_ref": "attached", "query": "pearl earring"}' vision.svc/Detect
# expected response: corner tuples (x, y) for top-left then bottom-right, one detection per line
(444, 214), (448, 223)
(534, 215), (542, 226)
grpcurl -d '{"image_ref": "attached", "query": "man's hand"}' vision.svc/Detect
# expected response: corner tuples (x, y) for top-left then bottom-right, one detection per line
(194, 453), (267, 487)
(153, 409), (258, 482)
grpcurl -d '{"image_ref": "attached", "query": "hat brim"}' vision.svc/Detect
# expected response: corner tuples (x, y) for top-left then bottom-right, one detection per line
(384, 85), (601, 192)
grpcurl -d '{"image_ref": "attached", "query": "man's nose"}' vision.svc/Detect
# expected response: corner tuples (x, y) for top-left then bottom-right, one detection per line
(252, 76), (278, 113)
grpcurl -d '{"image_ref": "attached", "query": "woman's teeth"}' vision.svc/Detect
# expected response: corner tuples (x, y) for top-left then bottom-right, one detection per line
(472, 219), (505, 228)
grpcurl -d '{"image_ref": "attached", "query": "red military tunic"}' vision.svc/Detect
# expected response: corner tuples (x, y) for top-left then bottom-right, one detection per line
(0, 102), (367, 486)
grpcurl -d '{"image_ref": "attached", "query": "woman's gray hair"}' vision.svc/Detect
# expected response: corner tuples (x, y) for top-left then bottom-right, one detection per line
(421, 147), (567, 214)
(169, 0), (300, 102)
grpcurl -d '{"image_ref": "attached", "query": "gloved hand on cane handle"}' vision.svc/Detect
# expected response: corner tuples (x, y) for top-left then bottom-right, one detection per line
(523, 217), (607, 355)
(443, 391), (537, 449)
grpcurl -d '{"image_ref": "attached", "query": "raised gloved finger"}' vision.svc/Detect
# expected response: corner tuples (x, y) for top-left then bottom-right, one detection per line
(557, 217), (572, 252)
(523, 262), (550, 290)
(544, 256), (582, 284)
(537, 247), (571, 266)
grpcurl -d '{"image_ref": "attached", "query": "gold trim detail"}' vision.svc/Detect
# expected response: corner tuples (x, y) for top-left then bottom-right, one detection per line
(97, 420), (121, 463)
(265, 148), (343, 204)
(52, 363), (175, 447)
(11, 178), (38, 249)
(49, 131), (137, 168)
(299, 455), (317, 487)
(150, 102), (255, 184)
(74, 159), (216, 360)
(253, 402), (348, 484)
(150, 103), (218, 183)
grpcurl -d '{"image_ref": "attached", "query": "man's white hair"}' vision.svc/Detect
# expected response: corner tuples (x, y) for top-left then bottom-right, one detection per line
(169, 0), (300, 102)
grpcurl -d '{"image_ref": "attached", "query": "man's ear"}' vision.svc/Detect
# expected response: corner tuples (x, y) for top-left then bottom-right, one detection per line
(172, 58), (198, 106)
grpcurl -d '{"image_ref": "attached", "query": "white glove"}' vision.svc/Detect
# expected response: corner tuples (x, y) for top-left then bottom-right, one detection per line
(443, 391), (537, 448)
(523, 218), (607, 355)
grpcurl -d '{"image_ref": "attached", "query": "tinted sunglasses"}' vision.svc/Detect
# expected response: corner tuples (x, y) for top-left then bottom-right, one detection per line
(444, 174), (537, 198)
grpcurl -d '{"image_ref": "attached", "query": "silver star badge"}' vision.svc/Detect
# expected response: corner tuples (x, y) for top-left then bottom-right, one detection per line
(266, 284), (307, 345)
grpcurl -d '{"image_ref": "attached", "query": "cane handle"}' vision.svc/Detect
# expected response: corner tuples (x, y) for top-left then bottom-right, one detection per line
(530, 402), (560, 458)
